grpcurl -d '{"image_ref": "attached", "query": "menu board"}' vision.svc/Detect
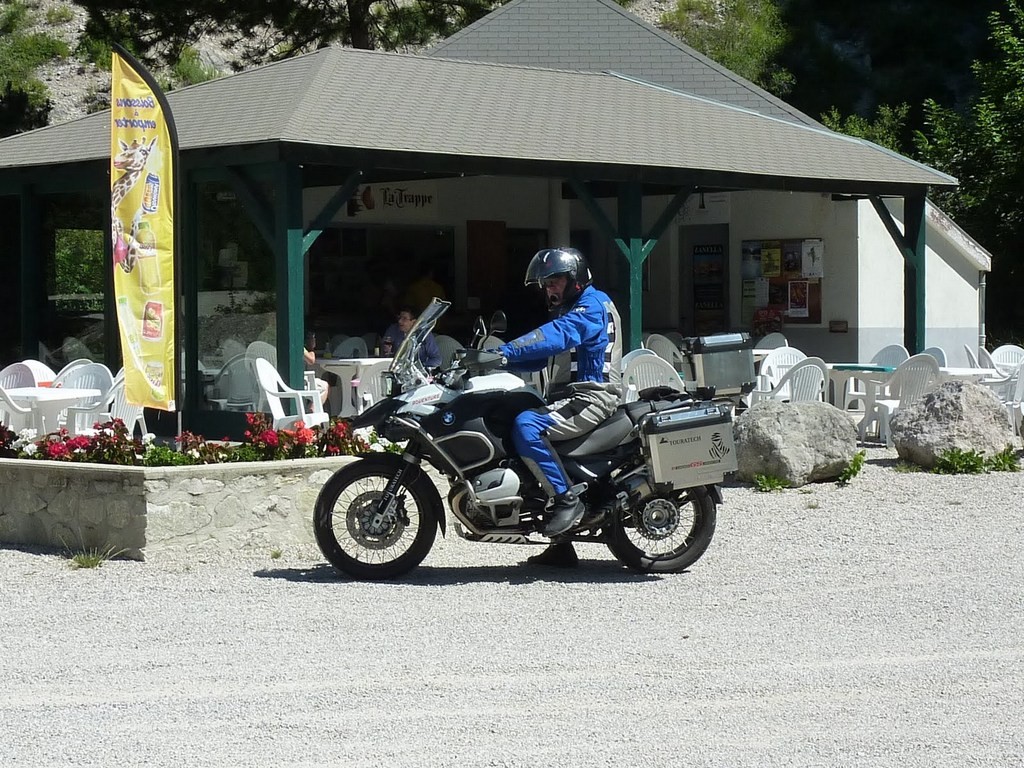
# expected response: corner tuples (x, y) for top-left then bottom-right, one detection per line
(741, 237), (823, 326)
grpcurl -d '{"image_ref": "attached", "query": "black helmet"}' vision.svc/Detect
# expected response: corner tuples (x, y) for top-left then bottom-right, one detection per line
(524, 247), (591, 304)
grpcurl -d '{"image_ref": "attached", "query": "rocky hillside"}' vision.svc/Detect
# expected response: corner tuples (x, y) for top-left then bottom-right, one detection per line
(25, 0), (676, 126)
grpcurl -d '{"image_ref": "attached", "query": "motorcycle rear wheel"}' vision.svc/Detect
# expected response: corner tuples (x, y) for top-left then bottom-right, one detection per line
(605, 485), (717, 573)
(314, 454), (441, 580)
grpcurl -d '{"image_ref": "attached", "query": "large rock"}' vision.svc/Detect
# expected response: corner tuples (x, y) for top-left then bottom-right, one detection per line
(889, 380), (1017, 468)
(733, 401), (859, 486)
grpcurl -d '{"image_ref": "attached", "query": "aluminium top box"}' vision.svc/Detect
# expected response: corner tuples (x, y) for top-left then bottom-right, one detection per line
(681, 333), (756, 396)
(641, 404), (737, 487)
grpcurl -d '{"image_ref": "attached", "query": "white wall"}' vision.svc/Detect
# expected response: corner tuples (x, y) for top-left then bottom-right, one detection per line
(302, 180), (983, 363)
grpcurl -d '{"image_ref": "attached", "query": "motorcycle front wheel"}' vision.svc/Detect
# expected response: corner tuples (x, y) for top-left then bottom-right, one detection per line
(605, 485), (717, 574)
(314, 453), (441, 580)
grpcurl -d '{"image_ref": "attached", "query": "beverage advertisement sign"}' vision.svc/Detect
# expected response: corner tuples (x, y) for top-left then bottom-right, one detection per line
(110, 48), (177, 410)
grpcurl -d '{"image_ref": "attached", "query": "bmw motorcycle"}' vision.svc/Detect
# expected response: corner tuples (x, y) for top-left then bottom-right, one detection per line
(313, 299), (737, 580)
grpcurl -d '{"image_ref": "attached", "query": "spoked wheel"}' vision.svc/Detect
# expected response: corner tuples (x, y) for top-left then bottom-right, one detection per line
(605, 485), (717, 573)
(313, 454), (441, 580)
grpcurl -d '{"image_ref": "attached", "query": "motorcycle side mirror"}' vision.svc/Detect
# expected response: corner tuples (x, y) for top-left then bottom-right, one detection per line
(489, 310), (507, 336)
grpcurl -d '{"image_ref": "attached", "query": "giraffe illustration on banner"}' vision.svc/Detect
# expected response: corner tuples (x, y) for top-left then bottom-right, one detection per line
(110, 136), (156, 274)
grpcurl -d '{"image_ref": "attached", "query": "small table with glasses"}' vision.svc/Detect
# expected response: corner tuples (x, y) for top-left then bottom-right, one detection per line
(320, 358), (394, 417)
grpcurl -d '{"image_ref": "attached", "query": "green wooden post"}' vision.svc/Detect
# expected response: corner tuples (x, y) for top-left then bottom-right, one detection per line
(904, 193), (926, 354)
(274, 162), (306, 389)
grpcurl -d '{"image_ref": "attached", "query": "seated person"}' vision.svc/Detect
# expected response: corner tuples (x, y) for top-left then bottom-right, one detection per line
(382, 306), (442, 368)
(303, 330), (330, 406)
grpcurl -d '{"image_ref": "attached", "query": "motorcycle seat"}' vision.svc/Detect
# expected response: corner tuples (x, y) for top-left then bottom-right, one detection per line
(555, 410), (635, 458)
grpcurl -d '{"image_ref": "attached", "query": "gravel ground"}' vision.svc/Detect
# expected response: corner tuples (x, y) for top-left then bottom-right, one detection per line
(2, 447), (1023, 767)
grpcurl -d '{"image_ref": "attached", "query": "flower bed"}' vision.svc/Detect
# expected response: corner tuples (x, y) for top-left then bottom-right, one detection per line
(0, 414), (394, 560)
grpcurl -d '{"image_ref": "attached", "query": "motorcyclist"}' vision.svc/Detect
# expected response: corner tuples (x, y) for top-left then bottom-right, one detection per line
(496, 247), (622, 567)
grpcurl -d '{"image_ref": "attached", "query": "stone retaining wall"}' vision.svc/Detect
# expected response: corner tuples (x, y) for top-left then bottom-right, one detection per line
(0, 457), (356, 560)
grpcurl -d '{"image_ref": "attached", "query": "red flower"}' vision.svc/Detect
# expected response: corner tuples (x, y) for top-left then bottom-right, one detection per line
(260, 429), (279, 447)
(46, 442), (69, 459)
(67, 436), (91, 451)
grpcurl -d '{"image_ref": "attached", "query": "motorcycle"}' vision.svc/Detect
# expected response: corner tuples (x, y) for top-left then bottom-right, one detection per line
(313, 299), (737, 580)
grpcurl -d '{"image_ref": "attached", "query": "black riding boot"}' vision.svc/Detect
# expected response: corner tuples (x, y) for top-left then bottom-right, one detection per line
(543, 489), (585, 536)
(526, 542), (579, 568)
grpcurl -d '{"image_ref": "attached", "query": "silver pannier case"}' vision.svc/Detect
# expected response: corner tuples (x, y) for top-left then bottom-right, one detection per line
(681, 333), (756, 397)
(641, 403), (737, 487)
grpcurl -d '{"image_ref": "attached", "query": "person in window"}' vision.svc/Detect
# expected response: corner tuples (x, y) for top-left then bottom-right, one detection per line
(303, 330), (330, 406)
(381, 306), (442, 368)
(496, 247), (622, 567)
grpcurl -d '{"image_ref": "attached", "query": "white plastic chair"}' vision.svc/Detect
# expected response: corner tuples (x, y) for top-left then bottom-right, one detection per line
(963, 344), (981, 369)
(621, 354), (686, 403)
(621, 348), (657, 371)
(253, 358), (329, 430)
(0, 362), (36, 389)
(858, 353), (940, 447)
(749, 357), (828, 404)
(19, 359), (57, 384)
(643, 333), (687, 373)
(755, 346), (807, 401)
(922, 346), (947, 366)
(754, 332), (788, 350)
(53, 358), (93, 384)
(360, 332), (379, 354)
(66, 373), (147, 437)
(991, 344), (1024, 376)
(245, 341), (277, 411)
(327, 334), (349, 355)
(0, 386), (33, 430)
(53, 362), (115, 429)
(843, 343), (910, 410)
(997, 359), (1024, 435)
(208, 354), (260, 411)
(334, 336), (368, 359)
(434, 334), (462, 369)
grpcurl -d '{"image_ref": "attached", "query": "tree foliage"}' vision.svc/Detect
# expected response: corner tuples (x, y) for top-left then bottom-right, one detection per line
(916, 0), (1024, 336)
(661, 0), (793, 95)
(821, 103), (909, 153)
(75, 0), (505, 67)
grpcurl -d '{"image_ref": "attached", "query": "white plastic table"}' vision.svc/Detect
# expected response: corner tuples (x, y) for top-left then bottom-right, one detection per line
(6, 386), (102, 434)
(320, 358), (393, 417)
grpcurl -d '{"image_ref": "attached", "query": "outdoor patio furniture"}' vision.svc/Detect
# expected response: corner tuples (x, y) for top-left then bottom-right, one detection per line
(843, 343), (910, 410)
(621, 354), (686, 403)
(434, 334), (462, 369)
(857, 353), (940, 447)
(749, 357), (828, 405)
(0, 385), (34, 431)
(922, 346), (947, 366)
(0, 363), (36, 390)
(754, 332), (788, 350)
(253, 357), (329, 430)
(620, 348), (657, 371)
(963, 344), (981, 368)
(643, 333), (687, 373)
(991, 344), (1024, 376)
(754, 346), (807, 401)
(333, 336), (368, 359)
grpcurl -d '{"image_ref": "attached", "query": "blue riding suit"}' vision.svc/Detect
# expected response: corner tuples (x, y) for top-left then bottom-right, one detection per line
(497, 285), (622, 496)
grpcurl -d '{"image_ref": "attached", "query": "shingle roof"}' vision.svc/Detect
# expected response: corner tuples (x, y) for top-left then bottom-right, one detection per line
(0, 46), (954, 192)
(427, 0), (819, 126)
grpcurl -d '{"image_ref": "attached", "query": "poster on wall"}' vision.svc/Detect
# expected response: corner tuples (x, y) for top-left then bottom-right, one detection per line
(760, 240), (782, 277)
(788, 280), (809, 318)
(802, 238), (824, 277)
(782, 240), (803, 279)
(741, 279), (757, 325)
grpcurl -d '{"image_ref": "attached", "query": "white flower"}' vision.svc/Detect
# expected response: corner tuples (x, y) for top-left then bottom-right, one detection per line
(189, 449), (200, 458)
(23, 443), (38, 456)
(142, 432), (156, 445)
(78, 428), (99, 438)
(103, 428), (114, 437)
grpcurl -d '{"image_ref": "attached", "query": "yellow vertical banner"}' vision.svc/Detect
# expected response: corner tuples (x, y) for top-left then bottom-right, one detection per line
(110, 48), (177, 411)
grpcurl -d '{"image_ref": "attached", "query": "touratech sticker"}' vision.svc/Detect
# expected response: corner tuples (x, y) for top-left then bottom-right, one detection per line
(659, 435), (702, 445)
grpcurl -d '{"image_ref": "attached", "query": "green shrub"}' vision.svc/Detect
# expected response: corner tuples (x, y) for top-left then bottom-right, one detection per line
(986, 445), (1021, 472)
(753, 474), (787, 492)
(45, 6), (74, 25)
(934, 447), (987, 475)
(171, 46), (220, 86)
(836, 449), (866, 487)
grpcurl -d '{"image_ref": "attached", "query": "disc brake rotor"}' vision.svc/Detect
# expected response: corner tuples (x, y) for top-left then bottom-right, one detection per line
(634, 497), (680, 540)
(345, 489), (407, 550)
